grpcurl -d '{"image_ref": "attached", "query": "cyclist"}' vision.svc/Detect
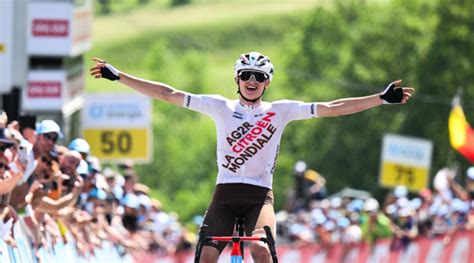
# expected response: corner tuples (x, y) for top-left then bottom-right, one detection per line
(90, 52), (414, 263)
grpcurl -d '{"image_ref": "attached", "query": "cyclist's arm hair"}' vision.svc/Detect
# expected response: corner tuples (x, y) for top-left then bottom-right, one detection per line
(317, 94), (383, 118)
(118, 72), (186, 107)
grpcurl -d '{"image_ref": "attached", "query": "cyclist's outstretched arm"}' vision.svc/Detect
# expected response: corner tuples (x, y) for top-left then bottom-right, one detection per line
(317, 80), (414, 117)
(90, 58), (186, 107)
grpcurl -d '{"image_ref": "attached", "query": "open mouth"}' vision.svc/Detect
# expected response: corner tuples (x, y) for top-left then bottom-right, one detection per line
(246, 86), (257, 92)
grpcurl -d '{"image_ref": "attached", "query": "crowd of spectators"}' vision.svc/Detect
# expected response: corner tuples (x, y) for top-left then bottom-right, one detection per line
(278, 163), (474, 256)
(2, 110), (474, 260)
(0, 111), (193, 261)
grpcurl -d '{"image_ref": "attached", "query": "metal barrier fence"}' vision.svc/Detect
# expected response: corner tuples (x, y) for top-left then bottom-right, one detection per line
(0, 216), (133, 263)
(136, 230), (474, 263)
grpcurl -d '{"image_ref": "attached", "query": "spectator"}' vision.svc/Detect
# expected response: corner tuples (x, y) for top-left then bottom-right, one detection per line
(360, 198), (392, 244)
(390, 206), (418, 251)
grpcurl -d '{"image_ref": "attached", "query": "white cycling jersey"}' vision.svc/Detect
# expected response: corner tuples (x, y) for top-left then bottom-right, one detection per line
(183, 94), (319, 189)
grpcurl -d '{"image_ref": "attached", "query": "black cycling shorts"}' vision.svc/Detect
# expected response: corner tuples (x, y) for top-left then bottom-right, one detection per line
(201, 183), (274, 253)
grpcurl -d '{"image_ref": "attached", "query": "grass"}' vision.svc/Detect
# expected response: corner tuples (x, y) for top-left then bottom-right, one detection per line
(91, 0), (322, 48)
(86, 0), (324, 93)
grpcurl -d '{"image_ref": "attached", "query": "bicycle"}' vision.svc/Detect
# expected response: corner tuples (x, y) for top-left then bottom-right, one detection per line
(194, 217), (278, 263)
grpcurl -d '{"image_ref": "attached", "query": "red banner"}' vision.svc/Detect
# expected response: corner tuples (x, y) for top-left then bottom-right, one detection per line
(135, 230), (474, 263)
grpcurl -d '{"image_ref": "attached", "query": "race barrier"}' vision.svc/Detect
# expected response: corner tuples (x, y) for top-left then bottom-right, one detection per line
(1, 216), (133, 263)
(136, 230), (474, 263)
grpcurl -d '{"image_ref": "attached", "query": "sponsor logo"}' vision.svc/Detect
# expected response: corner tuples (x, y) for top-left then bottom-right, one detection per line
(185, 95), (191, 108)
(222, 112), (277, 173)
(27, 81), (61, 98)
(32, 19), (69, 37)
(232, 112), (243, 119)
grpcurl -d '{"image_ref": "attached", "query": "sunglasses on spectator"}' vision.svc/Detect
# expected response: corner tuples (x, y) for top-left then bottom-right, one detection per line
(239, 71), (268, 82)
(42, 133), (59, 143)
(41, 156), (53, 167)
(0, 163), (9, 170)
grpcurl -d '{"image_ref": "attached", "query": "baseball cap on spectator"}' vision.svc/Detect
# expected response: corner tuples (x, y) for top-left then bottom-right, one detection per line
(324, 221), (336, 231)
(347, 199), (364, 212)
(134, 183), (150, 195)
(68, 138), (90, 155)
(121, 194), (140, 210)
(0, 128), (15, 149)
(118, 159), (135, 170)
(451, 198), (468, 213)
(77, 160), (89, 177)
(467, 167), (474, 180)
(393, 185), (408, 198)
(409, 197), (422, 210)
(337, 217), (350, 229)
(102, 167), (116, 179)
(330, 197), (342, 208)
(363, 198), (379, 212)
(138, 194), (151, 210)
(89, 188), (107, 201)
(36, 120), (63, 138)
(87, 155), (101, 173)
(312, 213), (327, 226)
(398, 207), (413, 217)
(151, 198), (163, 210)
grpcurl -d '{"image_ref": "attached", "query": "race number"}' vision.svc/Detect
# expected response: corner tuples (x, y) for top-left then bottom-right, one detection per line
(83, 128), (150, 160)
(380, 162), (429, 191)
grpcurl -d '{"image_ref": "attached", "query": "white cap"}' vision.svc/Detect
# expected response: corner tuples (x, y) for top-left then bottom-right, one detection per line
(467, 167), (474, 180)
(394, 185), (408, 198)
(36, 120), (63, 138)
(364, 198), (379, 212)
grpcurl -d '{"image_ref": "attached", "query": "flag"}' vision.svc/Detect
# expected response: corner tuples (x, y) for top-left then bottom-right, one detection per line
(449, 95), (474, 163)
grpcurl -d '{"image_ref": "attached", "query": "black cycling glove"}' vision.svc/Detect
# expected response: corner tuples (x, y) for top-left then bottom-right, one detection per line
(100, 62), (121, 81)
(380, 81), (403, 104)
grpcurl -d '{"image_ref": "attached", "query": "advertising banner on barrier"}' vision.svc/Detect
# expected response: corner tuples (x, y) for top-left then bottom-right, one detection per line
(0, 0), (14, 93)
(27, 0), (92, 56)
(141, 231), (474, 263)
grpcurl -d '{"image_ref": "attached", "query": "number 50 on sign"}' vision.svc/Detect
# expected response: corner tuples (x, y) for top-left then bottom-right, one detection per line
(84, 128), (150, 161)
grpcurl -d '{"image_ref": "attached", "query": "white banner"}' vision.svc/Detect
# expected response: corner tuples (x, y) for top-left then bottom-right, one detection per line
(381, 134), (432, 167)
(27, 1), (92, 56)
(22, 68), (84, 113)
(83, 94), (151, 128)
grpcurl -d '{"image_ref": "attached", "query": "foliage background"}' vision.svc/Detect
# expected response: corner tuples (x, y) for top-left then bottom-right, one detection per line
(86, 0), (474, 223)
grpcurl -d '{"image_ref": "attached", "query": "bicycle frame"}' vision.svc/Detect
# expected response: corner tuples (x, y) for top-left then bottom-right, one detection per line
(194, 218), (278, 263)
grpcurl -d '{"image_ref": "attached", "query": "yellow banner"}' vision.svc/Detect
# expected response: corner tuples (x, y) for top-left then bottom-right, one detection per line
(379, 162), (429, 191)
(84, 128), (149, 161)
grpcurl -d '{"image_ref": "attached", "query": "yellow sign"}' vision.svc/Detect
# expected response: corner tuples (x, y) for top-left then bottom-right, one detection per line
(84, 128), (149, 161)
(0, 44), (5, 53)
(380, 162), (429, 191)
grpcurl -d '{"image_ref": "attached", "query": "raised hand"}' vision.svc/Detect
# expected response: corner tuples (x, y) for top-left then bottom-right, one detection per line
(380, 80), (414, 104)
(90, 58), (121, 81)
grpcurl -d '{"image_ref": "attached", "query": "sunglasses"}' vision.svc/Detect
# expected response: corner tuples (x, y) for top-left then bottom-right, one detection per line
(239, 71), (268, 82)
(0, 163), (9, 170)
(42, 133), (59, 143)
(41, 156), (53, 167)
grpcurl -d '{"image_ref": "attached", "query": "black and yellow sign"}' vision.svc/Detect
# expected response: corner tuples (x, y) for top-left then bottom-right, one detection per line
(380, 162), (429, 191)
(84, 128), (149, 160)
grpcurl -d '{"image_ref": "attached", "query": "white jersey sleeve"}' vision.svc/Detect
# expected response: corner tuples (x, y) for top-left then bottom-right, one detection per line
(182, 94), (228, 117)
(272, 100), (318, 123)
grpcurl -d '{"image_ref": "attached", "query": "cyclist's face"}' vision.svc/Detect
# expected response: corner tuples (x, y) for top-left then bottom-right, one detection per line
(236, 71), (270, 102)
